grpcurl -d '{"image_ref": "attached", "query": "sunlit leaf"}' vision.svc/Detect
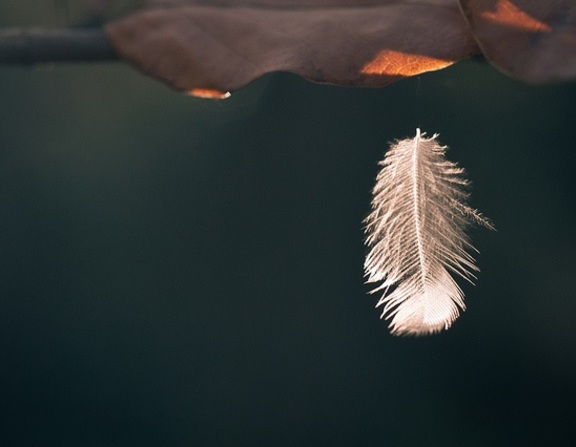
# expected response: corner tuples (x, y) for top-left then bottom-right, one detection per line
(106, 0), (479, 95)
(459, 0), (576, 83)
(105, 0), (576, 94)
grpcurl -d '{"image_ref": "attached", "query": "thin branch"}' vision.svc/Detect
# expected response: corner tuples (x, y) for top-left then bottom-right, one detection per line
(0, 28), (117, 65)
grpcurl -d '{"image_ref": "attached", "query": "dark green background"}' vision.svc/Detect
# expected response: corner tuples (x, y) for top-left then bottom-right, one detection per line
(1, 3), (576, 446)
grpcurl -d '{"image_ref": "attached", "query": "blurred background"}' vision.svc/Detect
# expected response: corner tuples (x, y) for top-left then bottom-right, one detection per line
(1, 2), (576, 446)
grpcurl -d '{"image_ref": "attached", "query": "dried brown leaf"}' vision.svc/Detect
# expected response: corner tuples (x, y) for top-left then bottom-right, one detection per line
(105, 0), (479, 95)
(459, 0), (576, 83)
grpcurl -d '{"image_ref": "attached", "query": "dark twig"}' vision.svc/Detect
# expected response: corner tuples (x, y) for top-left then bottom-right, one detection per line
(0, 28), (117, 65)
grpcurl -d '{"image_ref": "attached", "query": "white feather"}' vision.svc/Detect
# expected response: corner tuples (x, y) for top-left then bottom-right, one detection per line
(364, 129), (493, 336)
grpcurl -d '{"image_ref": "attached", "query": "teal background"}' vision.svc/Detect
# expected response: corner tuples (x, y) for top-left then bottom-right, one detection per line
(1, 2), (576, 446)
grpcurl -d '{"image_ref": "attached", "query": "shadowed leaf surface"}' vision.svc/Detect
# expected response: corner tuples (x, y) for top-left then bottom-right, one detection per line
(105, 0), (479, 95)
(459, 0), (576, 83)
